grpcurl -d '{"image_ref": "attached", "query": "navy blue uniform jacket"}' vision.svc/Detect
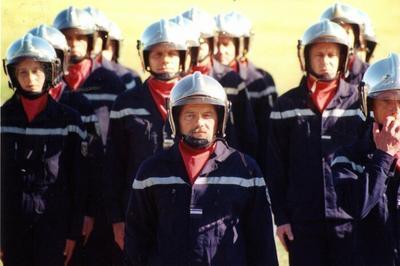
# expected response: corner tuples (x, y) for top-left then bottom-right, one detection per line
(125, 140), (278, 266)
(266, 77), (366, 226)
(106, 80), (173, 223)
(331, 127), (400, 266)
(1, 94), (87, 241)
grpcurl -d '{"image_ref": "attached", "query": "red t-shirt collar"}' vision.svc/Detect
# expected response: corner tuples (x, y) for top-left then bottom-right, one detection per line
(20, 93), (48, 123)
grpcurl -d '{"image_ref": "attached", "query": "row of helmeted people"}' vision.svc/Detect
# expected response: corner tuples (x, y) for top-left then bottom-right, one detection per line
(2, 2), (397, 266)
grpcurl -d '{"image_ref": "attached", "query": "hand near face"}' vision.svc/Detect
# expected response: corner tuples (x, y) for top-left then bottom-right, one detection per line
(373, 115), (400, 156)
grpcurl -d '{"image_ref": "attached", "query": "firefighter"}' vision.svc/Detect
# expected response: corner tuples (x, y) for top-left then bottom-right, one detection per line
(124, 71), (278, 266)
(331, 53), (400, 266)
(53, 6), (126, 266)
(1, 33), (86, 266)
(27, 24), (99, 249)
(182, 7), (258, 158)
(214, 11), (277, 173)
(266, 20), (366, 266)
(321, 3), (369, 85)
(105, 18), (187, 255)
(102, 19), (142, 89)
(84, 6), (142, 90)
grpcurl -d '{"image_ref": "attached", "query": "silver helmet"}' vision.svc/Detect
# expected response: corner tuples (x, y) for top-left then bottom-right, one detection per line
(137, 19), (188, 79)
(53, 6), (97, 57)
(53, 6), (96, 34)
(365, 53), (400, 98)
(170, 15), (201, 67)
(320, 3), (365, 50)
(227, 11), (253, 57)
(182, 7), (216, 39)
(3, 33), (59, 93)
(106, 20), (123, 62)
(358, 10), (377, 63)
(298, 19), (350, 75)
(168, 71), (229, 138)
(182, 7), (216, 59)
(28, 24), (70, 79)
(108, 20), (123, 41)
(84, 6), (111, 50)
(359, 53), (400, 116)
(214, 12), (244, 58)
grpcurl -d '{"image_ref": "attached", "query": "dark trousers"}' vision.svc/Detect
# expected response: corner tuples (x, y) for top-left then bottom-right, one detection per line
(70, 206), (123, 266)
(288, 221), (360, 266)
(3, 220), (65, 266)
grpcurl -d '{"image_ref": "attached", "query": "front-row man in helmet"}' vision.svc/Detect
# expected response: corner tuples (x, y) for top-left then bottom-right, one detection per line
(266, 20), (366, 266)
(105, 19), (187, 253)
(1, 33), (86, 265)
(124, 72), (278, 266)
(331, 53), (400, 266)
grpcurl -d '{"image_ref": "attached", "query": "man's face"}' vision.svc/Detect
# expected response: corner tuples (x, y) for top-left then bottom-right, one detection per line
(309, 42), (341, 80)
(15, 58), (46, 93)
(148, 43), (181, 75)
(102, 40), (117, 62)
(215, 35), (236, 66)
(179, 103), (218, 142)
(62, 28), (89, 64)
(198, 38), (211, 64)
(372, 91), (400, 125)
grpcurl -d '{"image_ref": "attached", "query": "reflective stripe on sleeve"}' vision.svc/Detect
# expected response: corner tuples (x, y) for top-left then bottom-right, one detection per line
(110, 108), (151, 119)
(322, 109), (366, 121)
(195, 176), (266, 187)
(125, 79), (136, 90)
(132, 176), (265, 189)
(83, 93), (118, 101)
(1, 125), (87, 139)
(248, 86), (276, 99)
(270, 108), (315, 119)
(132, 176), (186, 189)
(331, 156), (365, 173)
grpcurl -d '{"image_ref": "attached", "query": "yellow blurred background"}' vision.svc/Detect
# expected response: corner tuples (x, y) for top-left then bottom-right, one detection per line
(1, 0), (400, 264)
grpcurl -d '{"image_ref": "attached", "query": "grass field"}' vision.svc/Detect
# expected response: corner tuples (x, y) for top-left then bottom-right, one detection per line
(1, 0), (399, 264)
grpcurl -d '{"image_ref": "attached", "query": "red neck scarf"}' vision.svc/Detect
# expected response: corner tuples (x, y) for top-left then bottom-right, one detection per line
(20, 94), (48, 123)
(191, 62), (213, 75)
(229, 60), (239, 73)
(64, 59), (92, 91)
(49, 82), (64, 101)
(307, 75), (339, 112)
(347, 54), (356, 72)
(178, 140), (216, 185)
(147, 77), (176, 121)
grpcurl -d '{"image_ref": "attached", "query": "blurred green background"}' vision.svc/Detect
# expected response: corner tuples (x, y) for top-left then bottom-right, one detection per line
(1, 0), (400, 264)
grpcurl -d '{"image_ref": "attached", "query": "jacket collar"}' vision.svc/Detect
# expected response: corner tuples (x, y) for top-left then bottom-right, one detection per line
(167, 139), (234, 174)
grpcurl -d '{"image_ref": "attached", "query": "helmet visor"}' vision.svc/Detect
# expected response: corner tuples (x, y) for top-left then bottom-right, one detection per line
(174, 95), (225, 107)
(369, 89), (400, 100)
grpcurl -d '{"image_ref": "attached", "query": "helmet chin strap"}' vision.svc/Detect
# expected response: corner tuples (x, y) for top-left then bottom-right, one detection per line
(308, 70), (340, 82)
(182, 134), (212, 149)
(17, 88), (47, 99)
(150, 71), (180, 81)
